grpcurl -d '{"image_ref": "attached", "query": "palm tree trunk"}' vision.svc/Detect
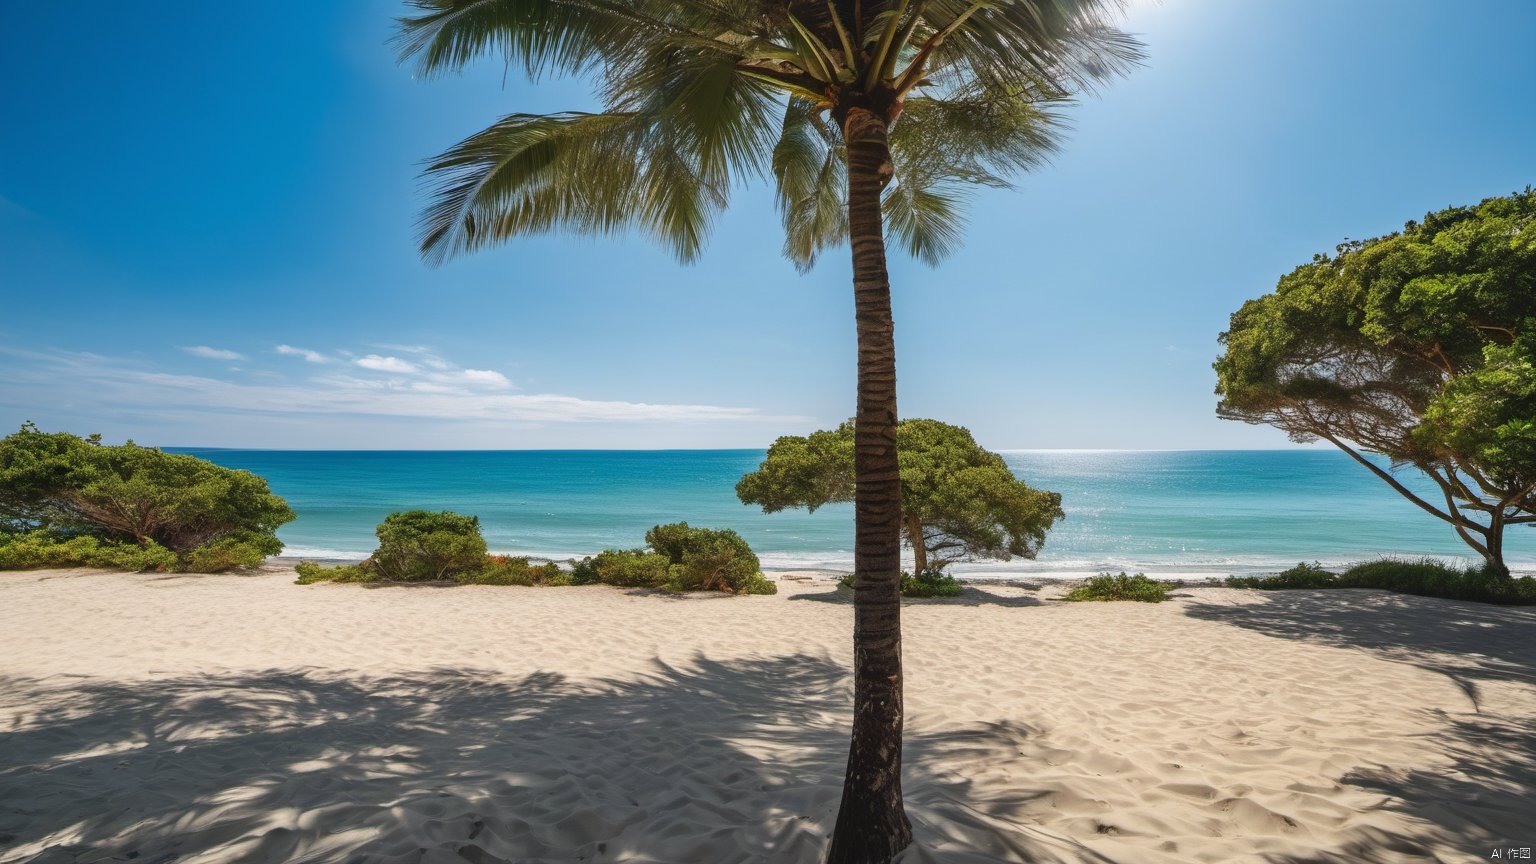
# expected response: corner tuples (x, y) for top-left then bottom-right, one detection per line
(826, 105), (913, 864)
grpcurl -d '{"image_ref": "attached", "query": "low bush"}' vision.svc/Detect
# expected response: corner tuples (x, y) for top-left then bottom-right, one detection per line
(901, 568), (965, 598)
(571, 523), (776, 595)
(1227, 561), (1338, 590)
(1340, 557), (1536, 605)
(1062, 572), (1170, 603)
(294, 560), (371, 584)
(0, 533), (177, 572)
(458, 555), (571, 586)
(370, 510), (488, 581)
(571, 549), (672, 587)
(1223, 557), (1536, 605)
(836, 568), (966, 598)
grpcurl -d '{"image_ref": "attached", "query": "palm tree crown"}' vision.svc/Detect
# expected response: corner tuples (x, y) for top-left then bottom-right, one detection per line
(399, 0), (1141, 269)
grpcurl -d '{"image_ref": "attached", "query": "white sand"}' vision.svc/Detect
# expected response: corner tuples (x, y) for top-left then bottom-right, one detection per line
(1, 567), (1532, 863)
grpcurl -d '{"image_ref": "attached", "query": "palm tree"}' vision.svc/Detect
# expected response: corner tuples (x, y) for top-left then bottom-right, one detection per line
(396, 3), (1140, 860)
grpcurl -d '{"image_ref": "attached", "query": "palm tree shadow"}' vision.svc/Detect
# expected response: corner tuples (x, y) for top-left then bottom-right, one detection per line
(0, 655), (1087, 864)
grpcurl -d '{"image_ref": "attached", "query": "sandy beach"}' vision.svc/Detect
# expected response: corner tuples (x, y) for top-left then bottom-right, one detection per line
(1, 567), (1532, 863)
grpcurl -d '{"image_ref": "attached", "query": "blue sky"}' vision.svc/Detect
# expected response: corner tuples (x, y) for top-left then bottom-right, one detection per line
(2, 1), (1532, 450)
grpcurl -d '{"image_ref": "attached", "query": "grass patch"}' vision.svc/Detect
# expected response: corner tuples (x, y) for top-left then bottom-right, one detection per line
(1224, 557), (1536, 605)
(1062, 572), (1170, 603)
(1226, 561), (1337, 590)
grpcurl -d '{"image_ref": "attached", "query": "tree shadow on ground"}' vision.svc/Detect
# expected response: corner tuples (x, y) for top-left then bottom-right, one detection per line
(1182, 588), (1536, 695)
(0, 655), (1097, 864)
(1182, 588), (1536, 863)
(790, 584), (1044, 608)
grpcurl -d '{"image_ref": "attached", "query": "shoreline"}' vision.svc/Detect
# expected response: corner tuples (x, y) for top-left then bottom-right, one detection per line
(267, 554), (1536, 581)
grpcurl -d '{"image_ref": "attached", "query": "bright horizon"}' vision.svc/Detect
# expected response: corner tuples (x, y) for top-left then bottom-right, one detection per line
(3, 1), (1533, 450)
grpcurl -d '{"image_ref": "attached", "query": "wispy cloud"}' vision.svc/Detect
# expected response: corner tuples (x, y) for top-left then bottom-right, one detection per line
(184, 345), (244, 361)
(2, 346), (789, 427)
(356, 354), (417, 374)
(275, 344), (328, 363)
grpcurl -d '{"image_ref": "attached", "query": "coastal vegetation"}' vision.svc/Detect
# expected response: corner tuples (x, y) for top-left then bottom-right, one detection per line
(1227, 558), (1536, 605)
(0, 424), (293, 572)
(738, 419), (1064, 575)
(838, 568), (965, 598)
(1216, 190), (1536, 577)
(297, 514), (774, 595)
(1061, 572), (1170, 603)
(574, 522), (777, 594)
(394, 1), (1140, 856)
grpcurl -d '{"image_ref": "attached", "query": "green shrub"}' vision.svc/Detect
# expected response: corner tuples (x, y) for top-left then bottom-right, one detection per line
(370, 510), (488, 581)
(0, 424), (294, 557)
(900, 568), (965, 598)
(1227, 561), (1339, 590)
(183, 532), (283, 572)
(571, 549), (673, 588)
(836, 569), (964, 598)
(568, 523), (776, 595)
(1062, 572), (1170, 603)
(1339, 557), (1536, 605)
(0, 533), (177, 572)
(648, 522), (773, 594)
(294, 560), (371, 584)
(458, 555), (571, 586)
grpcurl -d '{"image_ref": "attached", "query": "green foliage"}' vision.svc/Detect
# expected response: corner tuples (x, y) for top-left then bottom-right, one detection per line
(646, 522), (771, 594)
(1062, 572), (1170, 603)
(571, 549), (673, 588)
(458, 555), (572, 586)
(0, 533), (177, 572)
(370, 510), (488, 581)
(397, 0), (1141, 271)
(0, 424), (294, 572)
(739, 419), (1063, 572)
(293, 560), (372, 584)
(1223, 557), (1536, 605)
(1226, 562), (1338, 590)
(1215, 190), (1536, 572)
(1339, 558), (1536, 605)
(837, 568), (965, 598)
(899, 569), (965, 598)
(569, 522), (776, 594)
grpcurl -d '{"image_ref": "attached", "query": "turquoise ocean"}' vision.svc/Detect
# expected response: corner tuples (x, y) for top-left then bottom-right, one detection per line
(172, 449), (1535, 577)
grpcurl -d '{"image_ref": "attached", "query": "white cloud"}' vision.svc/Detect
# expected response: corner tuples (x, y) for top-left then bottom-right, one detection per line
(3, 347), (793, 427)
(460, 369), (512, 389)
(355, 355), (418, 374)
(276, 344), (328, 363)
(184, 346), (244, 361)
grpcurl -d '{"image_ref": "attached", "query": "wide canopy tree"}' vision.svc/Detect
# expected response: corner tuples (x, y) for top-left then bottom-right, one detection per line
(1216, 190), (1536, 576)
(395, 2), (1140, 859)
(738, 418), (1063, 574)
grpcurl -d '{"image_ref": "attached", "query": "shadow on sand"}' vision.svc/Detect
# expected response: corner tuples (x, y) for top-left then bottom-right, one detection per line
(1183, 588), (1536, 862)
(0, 655), (1105, 864)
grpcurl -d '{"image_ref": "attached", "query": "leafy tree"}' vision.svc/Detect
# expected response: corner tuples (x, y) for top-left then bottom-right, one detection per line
(738, 419), (1063, 573)
(370, 510), (490, 581)
(0, 424), (294, 570)
(395, 3), (1139, 856)
(1216, 190), (1536, 575)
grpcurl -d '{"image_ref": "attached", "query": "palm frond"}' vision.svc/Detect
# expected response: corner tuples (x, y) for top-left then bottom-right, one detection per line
(773, 98), (848, 270)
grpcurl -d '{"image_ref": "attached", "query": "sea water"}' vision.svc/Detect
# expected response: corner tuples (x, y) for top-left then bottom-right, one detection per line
(172, 449), (1535, 577)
